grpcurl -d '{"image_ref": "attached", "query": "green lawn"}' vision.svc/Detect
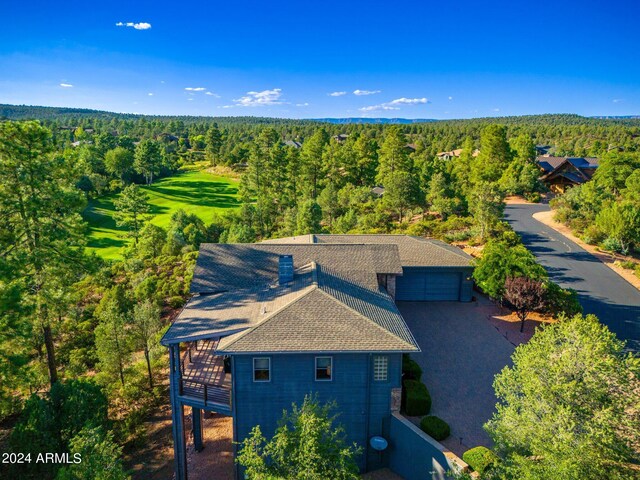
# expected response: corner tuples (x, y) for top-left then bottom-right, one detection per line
(83, 168), (241, 259)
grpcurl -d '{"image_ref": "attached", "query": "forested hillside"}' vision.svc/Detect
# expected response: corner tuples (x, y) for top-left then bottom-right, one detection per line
(1, 110), (640, 478)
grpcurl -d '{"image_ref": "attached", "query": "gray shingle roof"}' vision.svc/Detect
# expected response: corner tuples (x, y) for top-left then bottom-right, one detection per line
(191, 243), (402, 294)
(216, 265), (418, 353)
(161, 264), (316, 345)
(163, 262), (419, 353)
(312, 234), (473, 268)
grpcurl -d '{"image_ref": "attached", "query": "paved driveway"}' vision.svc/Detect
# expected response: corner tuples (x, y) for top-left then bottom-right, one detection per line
(505, 203), (640, 351)
(398, 298), (514, 456)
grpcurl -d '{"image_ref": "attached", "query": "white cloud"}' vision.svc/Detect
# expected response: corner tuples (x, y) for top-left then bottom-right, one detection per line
(388, 97), (428, 105)
(296, 102), (309, 107)
(231, 88), (284, 107)
(493, 108), (500, 112)
(187, 98), (193, 101)
(613, 98), (623, 103)
(360, 105), (400, 112)
(59, 83), (73, 88)
(353, 89), (381, 96)
(148, 93), (154, 96)
(116, 22), (152, 30)
(329, 91), (347, 97)
(359, 97), (429, 112)
(448, 96), (453, 100)
(185, 87), (206, 91)
(205, 91), (220, 97)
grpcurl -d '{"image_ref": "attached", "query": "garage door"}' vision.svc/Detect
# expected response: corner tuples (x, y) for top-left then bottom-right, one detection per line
(396, 269), (461, 301)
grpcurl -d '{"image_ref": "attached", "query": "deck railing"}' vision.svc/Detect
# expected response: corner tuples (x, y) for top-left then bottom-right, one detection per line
(179, 377), (232, 408)
(177, 339), (232, 409)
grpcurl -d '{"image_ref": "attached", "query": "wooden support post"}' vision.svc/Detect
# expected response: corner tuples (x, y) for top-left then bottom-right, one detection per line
(169, 345), (188, 480)
(193, 407), (204, 452)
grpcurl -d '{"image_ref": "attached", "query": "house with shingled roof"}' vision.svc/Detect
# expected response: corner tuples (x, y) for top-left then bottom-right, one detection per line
(536, 156), (599, 192)
(161, 235), (474, 479)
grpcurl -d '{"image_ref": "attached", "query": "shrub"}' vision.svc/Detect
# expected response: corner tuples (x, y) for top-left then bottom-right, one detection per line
(581, 224), (605, 245)
(402, 380), (431, 416)
(419, 415), (450, 441)
(463, 446), (499, 474)
(542, 282), (582, 318)
(524, 191), (541, 203)
(402, 354), (423, 381)
(601, 236), (627, 254)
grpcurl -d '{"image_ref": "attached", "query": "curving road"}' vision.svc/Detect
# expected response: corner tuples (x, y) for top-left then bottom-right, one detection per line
(504, 203), (640, 352)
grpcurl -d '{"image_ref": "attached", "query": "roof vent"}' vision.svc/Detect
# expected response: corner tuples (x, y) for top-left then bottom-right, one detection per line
(279, 255), (294, 284)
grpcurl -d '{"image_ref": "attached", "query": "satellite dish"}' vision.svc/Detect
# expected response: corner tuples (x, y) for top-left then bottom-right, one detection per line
(369, 436), (388, 451)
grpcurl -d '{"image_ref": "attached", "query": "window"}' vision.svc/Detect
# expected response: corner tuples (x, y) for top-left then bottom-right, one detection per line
(315, 356), (332, 381)
(253, 357), (270, 382)
(373, 356), (388, 381)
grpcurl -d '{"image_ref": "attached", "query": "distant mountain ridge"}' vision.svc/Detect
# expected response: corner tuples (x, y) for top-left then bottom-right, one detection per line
(1, 103), (640, 126)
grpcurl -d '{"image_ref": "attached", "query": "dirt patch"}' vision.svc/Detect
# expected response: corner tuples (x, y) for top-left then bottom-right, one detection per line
(125, 403), (233, 480)
(125, 402), (176, 480)
(488, 310), (556, 346)
(185, 412), (234, 480)
(504, 195), (532, 205)
(533, 210), (640, 292)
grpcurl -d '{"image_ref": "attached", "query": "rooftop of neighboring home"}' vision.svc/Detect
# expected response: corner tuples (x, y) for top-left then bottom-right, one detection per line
(537, 155), (599, 172)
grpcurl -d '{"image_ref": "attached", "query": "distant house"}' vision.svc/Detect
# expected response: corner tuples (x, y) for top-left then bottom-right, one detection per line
(333, 133), (349, 143)
(284, 139), (302, 149)
(537, 156), (599, 192)
(371, 186), (385, 197)
(535, 144), (553, 156)
(161, 235), (474, 479)
(436, 148), (479, 160)
(405, 143), (417, 153)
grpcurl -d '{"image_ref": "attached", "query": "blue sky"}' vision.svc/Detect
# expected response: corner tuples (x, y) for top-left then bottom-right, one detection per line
(1, 0), (639, 119)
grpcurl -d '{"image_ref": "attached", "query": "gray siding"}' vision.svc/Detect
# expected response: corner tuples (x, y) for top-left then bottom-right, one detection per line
(233, 353), (402, 472)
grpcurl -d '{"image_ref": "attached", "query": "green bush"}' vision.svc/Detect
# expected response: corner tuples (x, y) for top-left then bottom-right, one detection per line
(402, 354), (423, 381)
(463, 446), (499, 474)
(419, 415), (450, 441)
(402, 380), (431, 416)
(542, 281), (582, 318)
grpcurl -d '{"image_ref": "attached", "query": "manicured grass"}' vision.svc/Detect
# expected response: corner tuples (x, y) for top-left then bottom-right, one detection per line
(83, 169), (241, 259)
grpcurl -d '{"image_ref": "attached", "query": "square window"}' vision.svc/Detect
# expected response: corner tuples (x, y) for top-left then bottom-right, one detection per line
(253, 357), (270, 382)
(315, 357), (332, 381)
(373, 356), (388, 381)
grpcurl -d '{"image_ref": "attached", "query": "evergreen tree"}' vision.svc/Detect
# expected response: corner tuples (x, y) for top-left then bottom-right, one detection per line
(114, 184), (150, 245)
(472, 124), (512, 183)
(0, 121), (87, 386)
(205, 123), (224, 166)
(133, 139), (161, 184)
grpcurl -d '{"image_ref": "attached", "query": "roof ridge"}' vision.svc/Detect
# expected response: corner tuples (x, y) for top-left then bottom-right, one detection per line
(410, 235), (470, 259)
(217, 284), (319, 351)
(315, 288), (418, 351)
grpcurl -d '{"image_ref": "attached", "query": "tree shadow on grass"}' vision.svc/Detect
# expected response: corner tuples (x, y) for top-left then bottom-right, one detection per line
(147, 182), (241, 210)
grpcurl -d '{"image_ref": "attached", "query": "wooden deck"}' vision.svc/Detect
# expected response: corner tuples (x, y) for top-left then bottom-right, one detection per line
(179, 339), (232, 408)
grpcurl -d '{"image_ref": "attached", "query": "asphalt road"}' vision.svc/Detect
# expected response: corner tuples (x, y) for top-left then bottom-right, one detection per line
(504, 203), (640, 351)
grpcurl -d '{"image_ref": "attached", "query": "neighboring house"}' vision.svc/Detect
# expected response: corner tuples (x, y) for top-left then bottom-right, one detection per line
(535, 144), (553, 156)
(371, 185), (385, 197)
(161, 235), (474, 480)
(436, 148), (479, 160)
(333, 133), (349, 143)
(536, 156), (599, 192)
(284, 139), (302, 149)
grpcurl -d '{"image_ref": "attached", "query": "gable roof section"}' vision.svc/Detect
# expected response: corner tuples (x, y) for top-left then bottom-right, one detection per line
(191, 243), (402, 294)
(216, 265), (418, 353)
(161, 264), (316, 345)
